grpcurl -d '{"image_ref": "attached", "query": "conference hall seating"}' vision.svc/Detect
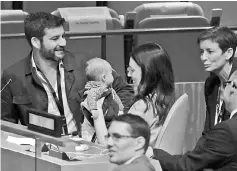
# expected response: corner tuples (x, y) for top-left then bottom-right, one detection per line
(133, 2), (209, 29)
(1, 10), (30, 72)
(22, 1), (96, 13)
(155, 93), (189, 154)
(175, 82), (205, 152)
(125, 2), (210, 82)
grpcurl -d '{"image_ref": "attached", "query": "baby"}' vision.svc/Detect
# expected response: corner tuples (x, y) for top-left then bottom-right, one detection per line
(80, 58), (124, 141)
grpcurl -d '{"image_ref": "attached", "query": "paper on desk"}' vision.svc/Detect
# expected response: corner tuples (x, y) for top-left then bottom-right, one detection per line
(69, 137), (84, 141)
(6, 136), (35, 146)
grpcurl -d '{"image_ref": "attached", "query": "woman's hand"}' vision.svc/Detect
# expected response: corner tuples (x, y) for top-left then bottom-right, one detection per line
(92, 97), (108, 145)
(91, 110), (99, 119)
(90, 97), (105, 120)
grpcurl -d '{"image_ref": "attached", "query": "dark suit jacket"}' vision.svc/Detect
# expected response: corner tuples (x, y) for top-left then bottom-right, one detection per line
(110, 70), (134, 113)
(113, 155), (156, 171)
(153, 113), (237, 171)
(203, 58), (237, 135)
(1, 51), (87, 131)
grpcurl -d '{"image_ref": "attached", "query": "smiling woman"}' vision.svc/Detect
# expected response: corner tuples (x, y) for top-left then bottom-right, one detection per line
(127, 58), (141, 94)
(127, 43), (175, 148)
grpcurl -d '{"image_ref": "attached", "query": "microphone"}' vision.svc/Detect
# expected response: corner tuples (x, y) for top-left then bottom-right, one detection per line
(1, 79), (12, 92)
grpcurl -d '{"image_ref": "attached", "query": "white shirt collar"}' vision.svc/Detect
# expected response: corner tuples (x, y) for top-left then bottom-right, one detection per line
(31, 52), (63, 70)
(124, 154), (143, 165)
(230, 108), (237, 119)
(31, 52), (37, 69)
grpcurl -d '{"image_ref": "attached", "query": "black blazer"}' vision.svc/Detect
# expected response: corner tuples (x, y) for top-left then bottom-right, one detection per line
(153, 112), (237, 171)
(203, 58), (237, 135)
(1, 51), (87, 130)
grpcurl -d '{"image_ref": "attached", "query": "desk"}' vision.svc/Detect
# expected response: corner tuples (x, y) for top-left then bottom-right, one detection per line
(1, 121), (162, 171)
(1, 120), (117, 171)
(1, 130), (117, 171)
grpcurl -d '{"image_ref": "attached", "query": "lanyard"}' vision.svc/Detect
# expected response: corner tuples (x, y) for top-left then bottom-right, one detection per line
(216, 86), (224, 123)
(35, 63), (68, 135)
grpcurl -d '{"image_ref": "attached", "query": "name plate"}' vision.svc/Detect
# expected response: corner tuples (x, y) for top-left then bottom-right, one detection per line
(58, 7), (111, 32)
(67, 16), (106, 32)
(26, 108), (65, 137)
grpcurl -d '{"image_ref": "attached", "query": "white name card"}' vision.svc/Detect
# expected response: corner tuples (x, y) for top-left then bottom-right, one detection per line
(67, 15), (106, 32)
(58, 7), (111, 32)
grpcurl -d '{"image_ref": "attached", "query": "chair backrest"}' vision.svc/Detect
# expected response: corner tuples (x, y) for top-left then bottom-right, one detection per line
(139, 16), (209, 29)
(174, 82), (205, 152)
(155, 93), (189, 155)
(22, 1), (96, 13)
(1, 10), (30, 72)
(132, 3), (209, 82)
(136, 29), (209, 82)
(132, 2), (209, 28)
(1, 10), (28, 34)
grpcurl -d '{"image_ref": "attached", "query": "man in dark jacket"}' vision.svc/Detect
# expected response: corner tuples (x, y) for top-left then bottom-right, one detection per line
(1, 12), (134, 136)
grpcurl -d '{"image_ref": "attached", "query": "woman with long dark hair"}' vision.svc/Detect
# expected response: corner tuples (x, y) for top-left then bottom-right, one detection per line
(90, 43), (175, 146)
(127, 42), (175, 147)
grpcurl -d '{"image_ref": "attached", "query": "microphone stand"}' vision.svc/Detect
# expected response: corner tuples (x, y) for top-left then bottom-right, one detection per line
(1, 79), (12, 93)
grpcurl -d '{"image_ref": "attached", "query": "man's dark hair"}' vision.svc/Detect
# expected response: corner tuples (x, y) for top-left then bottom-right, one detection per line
(197, 26), (237, 59)
(24, 12), (65, 48)
(113, 114), (150, 152)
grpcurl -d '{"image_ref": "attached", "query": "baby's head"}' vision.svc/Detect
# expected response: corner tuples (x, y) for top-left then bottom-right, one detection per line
(85, 57), (114, 86)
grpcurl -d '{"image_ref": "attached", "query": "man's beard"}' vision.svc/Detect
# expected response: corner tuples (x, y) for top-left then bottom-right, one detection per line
(40, 45), (64, 62)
